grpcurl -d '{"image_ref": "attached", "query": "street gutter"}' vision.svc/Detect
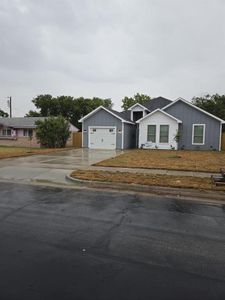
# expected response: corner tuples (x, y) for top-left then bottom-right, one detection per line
(66, 174), (225, 204)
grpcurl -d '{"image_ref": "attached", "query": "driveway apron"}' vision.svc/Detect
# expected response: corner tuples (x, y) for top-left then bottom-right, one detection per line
(0, 149), (121, 185)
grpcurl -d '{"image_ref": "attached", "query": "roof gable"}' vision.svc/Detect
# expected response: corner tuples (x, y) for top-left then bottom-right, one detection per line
(78, 106), (134, 124)
(163, 98), (225, 124)
(128, 103), (150, 111)
(136, 109), (182, 124)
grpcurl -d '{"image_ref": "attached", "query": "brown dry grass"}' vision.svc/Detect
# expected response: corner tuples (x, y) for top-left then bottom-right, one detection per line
(95, 149), (225, 173)
(0, 146), (72, 159)
(71, 169), (225, 191)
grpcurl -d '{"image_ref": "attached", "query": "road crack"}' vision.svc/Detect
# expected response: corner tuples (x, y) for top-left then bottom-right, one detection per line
(92, 203), (131, 251)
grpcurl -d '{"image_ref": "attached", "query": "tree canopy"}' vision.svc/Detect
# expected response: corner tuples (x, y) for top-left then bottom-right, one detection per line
(35, 116), (70, 148)
(121, 93), (151, 110)
(192, 94), (225, 121)
(26, 94), (113, 129)
(0, 108), (9, 117)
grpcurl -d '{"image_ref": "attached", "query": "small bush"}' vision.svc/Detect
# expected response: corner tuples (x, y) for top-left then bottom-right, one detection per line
(35, 116), (70, 148)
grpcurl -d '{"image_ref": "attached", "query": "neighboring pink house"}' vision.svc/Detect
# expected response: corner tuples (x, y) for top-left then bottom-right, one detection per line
(0, 117), (79, 148)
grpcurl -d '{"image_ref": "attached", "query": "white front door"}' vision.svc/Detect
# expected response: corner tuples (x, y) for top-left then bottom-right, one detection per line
(89, 127), (116, 149)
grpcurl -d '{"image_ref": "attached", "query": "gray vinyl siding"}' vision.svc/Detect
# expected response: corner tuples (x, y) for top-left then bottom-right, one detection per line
(82, 109), (122, 149)
(165, 101), (221, 150)
(123, 123), (136, 149)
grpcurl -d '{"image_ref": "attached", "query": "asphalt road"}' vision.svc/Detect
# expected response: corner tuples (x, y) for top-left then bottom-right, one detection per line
(0, 182), (225, 300)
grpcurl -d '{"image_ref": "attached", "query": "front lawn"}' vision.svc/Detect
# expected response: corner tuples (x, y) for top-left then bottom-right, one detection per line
(94, 149), (225, 173)
(71, 170), (224, 191)
(0, 146), (70, 159)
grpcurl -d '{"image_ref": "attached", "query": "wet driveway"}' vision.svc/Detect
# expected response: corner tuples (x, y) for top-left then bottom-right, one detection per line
(0, 182), (225, 299)
(0, 148), (121, 184)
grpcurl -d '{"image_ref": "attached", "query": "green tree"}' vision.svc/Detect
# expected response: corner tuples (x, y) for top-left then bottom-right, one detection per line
(32, 94), (54, 116)
(27, 94), (113, 129)
(192, 94), (225, 120)
(121, 93), (151, 110)
(35, 116), (70, 148)
(0, 109), (9, 117)
(25, 110), (41, 117)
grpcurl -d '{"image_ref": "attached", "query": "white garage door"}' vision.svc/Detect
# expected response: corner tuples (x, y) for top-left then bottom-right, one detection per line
(89, 127), (116, 149)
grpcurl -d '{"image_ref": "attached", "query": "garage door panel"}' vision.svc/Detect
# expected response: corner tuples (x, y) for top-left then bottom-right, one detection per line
(89, 127), (116, 149)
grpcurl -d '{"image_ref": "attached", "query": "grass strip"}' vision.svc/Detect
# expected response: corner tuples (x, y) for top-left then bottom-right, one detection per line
(71, 169), (225, 191)
(94, 149), (225, 173)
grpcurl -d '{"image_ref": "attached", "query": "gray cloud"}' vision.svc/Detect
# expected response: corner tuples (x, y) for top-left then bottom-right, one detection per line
(0, 0), (224, 115)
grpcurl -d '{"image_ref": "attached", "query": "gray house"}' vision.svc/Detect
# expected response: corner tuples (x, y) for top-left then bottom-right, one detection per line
(79, 106), (136, 150)
(79, 97), (225, 151)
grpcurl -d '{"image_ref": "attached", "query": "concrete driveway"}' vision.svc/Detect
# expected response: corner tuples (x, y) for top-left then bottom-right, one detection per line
(0, 148), (121, 185)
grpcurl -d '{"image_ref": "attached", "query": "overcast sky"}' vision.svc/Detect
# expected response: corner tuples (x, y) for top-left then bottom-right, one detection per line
(0, 0), (225, 116)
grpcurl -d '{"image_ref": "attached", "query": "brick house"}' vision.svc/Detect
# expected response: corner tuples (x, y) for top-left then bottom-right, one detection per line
(0, 117), (79, 148)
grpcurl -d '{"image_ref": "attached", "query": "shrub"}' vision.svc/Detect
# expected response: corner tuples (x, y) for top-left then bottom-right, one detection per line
(35, 116), (70, 148)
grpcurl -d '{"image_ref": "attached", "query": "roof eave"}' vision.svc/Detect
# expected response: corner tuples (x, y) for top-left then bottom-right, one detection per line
(128, 103), (150, 111)
(122, 120), (135, 124)
(136, 108), (182, 124)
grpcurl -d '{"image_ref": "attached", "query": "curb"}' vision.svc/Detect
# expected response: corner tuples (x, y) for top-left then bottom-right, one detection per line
(66, 174), (225, 204)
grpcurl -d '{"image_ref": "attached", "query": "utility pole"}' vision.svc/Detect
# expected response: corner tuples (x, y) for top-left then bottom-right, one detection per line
(7, 96), (12, 118)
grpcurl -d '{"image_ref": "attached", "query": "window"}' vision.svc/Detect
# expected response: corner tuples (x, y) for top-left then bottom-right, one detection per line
(192, 124), (205, 145)
(160, 125), (169, 143)
(2, 129), (12, 136)
(23, 129), (33, 137)
(147, 125), (156, 142)
(133, 111), (143, 122)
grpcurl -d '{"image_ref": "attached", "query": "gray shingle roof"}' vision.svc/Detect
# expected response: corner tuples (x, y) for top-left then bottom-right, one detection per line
(108, 97), (172, 122)
(107, 108), (133, 122)
(0, 117), (47, 128)
(119, 110), (132, 121)
(143, 97), (172, 111)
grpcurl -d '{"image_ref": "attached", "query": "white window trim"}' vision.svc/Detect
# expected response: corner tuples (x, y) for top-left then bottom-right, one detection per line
(2, 128), (12, 136)
(147, 124), (157, 143)
(192, 124), (205, 145)
(131, 110), (145, 122)
(159, 124), (170, 144)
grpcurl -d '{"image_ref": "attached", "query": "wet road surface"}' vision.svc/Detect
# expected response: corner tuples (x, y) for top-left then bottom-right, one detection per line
(0, 182), (225, 299)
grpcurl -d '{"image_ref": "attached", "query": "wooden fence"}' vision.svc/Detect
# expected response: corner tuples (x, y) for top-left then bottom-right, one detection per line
(72, 132), (82, 148)
(221, 132), (225, 151)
